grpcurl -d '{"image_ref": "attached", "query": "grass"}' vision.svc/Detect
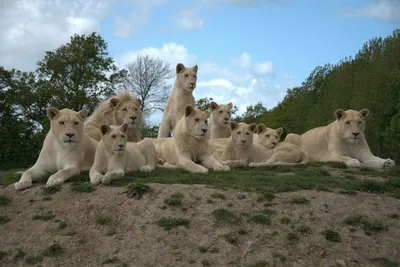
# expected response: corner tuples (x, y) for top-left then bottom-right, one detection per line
(32, 211), (55, 221)
(292, 197), (311, 205)
(0, 215), (10, 225)
(164, 193), (184, 206)
(71, 181), (93, 193)
(0, 195), (11, 206)
(102, 256), (120, 264)
(224, 232), (240, 245)
(210, 193), (226, 199)
(286, 232), (299, 241)
(389, 213), (399, 219)
(1, 164), (399, 198)
(202, 259), (211, 266)
(157, 217), (190, 230)
(42, 242), (64, 257)
(371, 257), (400, 267)
(280, 217), (291, 225)
(258, 192), (276, 202)
(343, 214), (386, 235)
(249, 261), (268, 267)
(322, 229), (341, 242)
(25, 255), (43, 265)
(95, 216), (111, 225)
(248, 214), (271, 225)
(12, 249), (26, 262)
(211, 209), (240, 225)
(297, 225), (313, 235)
(41, 185), (61, 195)
(123, 182), (151, 199)
(56, 220), (68, 229)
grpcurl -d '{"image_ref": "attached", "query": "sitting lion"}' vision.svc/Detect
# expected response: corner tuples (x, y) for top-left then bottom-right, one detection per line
(14, 108), (98, 190)
(158, 63), (198, 138)
(84, 92), (143, 142)
(219, 122), (306, 167)
(153, 104), (230, 173)
(208, 101), (233, 139)
(250, 124), (308, 167)
(89, 123), (157, 185)
(284, 108), (395, 168)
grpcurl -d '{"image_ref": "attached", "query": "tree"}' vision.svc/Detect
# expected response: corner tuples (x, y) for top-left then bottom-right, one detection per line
(36, 32), (126, 112)
(120, 54), (174, 117)
(240, 102), (267, 123)
(195, 97), (239, 115)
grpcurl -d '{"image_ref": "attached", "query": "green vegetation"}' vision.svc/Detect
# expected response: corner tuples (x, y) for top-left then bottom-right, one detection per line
(164, 193), (184, 206)
(212, 209), (240, 225)
(248, 214), (271, 225)
(123, 182), (151, 199)
(42, 185), (61, 195)
(95, 216), (111, 225)
(0, 215), (10, 225)
(0, 196), (11, 206)
(322, 229), (341, 242)
(344, 214), (386, 235)
(157, 217), (190, 230)
(71, 182), (94, 193)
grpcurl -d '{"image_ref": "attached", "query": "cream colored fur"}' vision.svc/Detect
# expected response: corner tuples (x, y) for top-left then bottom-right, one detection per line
(209, 101), (233, 139)
(284, 108), (395, 168)
(158, 63), (198, 138)
(249, 124), (308, 167)
(89, 123), (157, 185)
(14, 108), (98, 190)
(84, 92), (143, 142)
(152, 105), (230, 173)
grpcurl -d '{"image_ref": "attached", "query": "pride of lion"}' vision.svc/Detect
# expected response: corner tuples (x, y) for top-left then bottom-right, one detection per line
(13, 63), (396, 191)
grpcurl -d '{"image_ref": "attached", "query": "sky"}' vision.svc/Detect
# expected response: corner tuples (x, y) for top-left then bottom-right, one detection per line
(1, 0), (399, 125)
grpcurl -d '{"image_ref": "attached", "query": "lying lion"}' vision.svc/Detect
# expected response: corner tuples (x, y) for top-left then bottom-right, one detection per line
(84, 92), (143, 142)
(158, 63), (198, 138)
(208, 101), (233, 139)
(89, 123), (157, 186)
(285, 108), (395, 168)
(153, 105), (230, 173)
(14, 108), (98, 190)
(219, 122), (307, 167)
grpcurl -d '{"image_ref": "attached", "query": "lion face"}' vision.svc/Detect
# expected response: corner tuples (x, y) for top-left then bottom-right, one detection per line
(230, 122), (257, 148)
(110, 98), (143, 129)
(335, 109), (369, 144)
(176, 63), (198, 92)
(184, 105), (210, 140)
(47, 107), (88, 147)
(101, 123), (128, 155)
(257, 124), (283, 149)
(210, 101), (233, 127)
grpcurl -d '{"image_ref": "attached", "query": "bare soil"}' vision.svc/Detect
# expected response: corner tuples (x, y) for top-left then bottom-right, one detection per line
(0, 182), (399, 267)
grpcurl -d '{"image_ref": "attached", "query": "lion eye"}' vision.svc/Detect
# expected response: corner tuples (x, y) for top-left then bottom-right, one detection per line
(205, 120), (208, 124)
(195, 118), (200, 122)
(135, 108), (138, 111)
(219, 111), (223, 114)
(111, 134), (116, 139)
(246, 132), (250, 135)
(121, 135), (125, 138)
(358, 121), (362, 124)
(275, 135), (278, 139)
(345, 121), (350, 125)
(266, 134), (270, 137)
(122, 108), (127, 111)
(74, 121), (79, 125)
(237, 131), (241, 135)
(185, 74), (189, 77)
(59, 121), (65, 125)
(227, 112), (230, 115)
(193, 75), (197, 78)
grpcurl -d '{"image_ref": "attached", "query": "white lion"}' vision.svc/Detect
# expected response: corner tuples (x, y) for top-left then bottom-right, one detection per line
(249, 124), (308, 167)
(158, 63), (198, 138)
(89, 123), (157, 185)
(152, 105), (230, 173)
(284, 108), (395, 168)
(84, 92), (143, 142)
(14, 108), (98, 190)
(208, 101), (233, 139)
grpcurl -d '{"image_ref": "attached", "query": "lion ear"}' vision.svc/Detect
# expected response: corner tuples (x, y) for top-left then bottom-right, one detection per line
(120, 123), (129, 133)
(227, 102), (233, 110)
(249, 123), (257, 134)
(210, 101), (218, 111)
(276, 127), (283, 137)
(134, 99), (142, 108)
(77, 109), (88, 120)
(185, 105), (196, 117)
(100, 125), (111, 136)
(110, 98), (120, 108)
(176, 63), (185, 74)
(257, 124), (266, 134)
(334, 109), (346, 120)
(230, 121), (239, 131)
(192, 64), (198, 73)
(47, 107), (60, 120)
(204, 111), (210, 118)
(359, 108), (370, 119)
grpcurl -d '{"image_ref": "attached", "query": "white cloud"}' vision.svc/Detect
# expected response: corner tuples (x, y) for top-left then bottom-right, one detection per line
(345, 0), (400, 21)
(232, 52), (275, 77)
(174, 8), (205, 30)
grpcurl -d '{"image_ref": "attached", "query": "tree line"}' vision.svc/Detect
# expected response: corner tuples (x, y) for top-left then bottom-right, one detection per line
(1, 30), (399, 170)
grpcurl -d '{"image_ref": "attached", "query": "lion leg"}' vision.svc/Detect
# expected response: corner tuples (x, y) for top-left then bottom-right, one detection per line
(46, 165), (81, 187)
(157, 162), (180, 169)
(220, 159), (248, 168)
(178, 153), (209, 174)
(14, 167), (48, 191)
(329, 154), (362, 168)
(284, 133), (301, 146)
(200, 154), (230, 171)
(158, 118), (172, 138)
(101, 169), (125, 185)
(89, 167), (104, 186)
(136, 138), (157, 172)
(361, 156), (395, 169)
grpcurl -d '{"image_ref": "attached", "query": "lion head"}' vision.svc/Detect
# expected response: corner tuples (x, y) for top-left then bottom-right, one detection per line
(100, 123), (129, 155)
(334, 108), (370, 144)
(183, 105), (210, 140)
(47, 107), (88, 147)
(256, 124), (283, 149)
(230, 121), (257, 148)
(109, 93), (143, 129)
(175, 63), (198, 92)
(210, 101), (233, 127)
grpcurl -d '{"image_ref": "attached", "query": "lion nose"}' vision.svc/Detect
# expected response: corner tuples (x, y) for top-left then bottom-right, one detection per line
(272, 141), (278, 146)
(352, 132), (360, 137)
(224, 118), (229, 121)
(190, 82), (195, 86)
(241, 140), (246, 143)
(201, 128), (207, 133)
(65, 133), (75, 138)
(130, 116), (137, 122)
(118, 144), (124, 148)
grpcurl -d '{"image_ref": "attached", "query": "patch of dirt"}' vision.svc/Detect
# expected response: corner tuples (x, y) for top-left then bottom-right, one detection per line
(0, 183), (399, 267)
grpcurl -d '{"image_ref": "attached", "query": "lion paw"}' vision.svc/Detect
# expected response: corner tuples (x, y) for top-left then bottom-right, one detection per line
(214, 165), (230, 172)
(14, 179), (33, 191)
(193, 166), (209, 174)
(46, 176), (65, 187)
(249, 162), (257, 167)
(346, 159), (363, 168)
(90, 175), (103, 186)
(140, 165), (153, 172)
(383, 158), (395, 168)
